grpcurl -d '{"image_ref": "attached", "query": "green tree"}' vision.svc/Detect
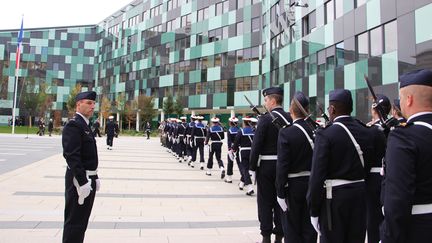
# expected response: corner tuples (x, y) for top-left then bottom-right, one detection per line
(115, 93), (126, 131)
(66, 84), (82, 117)
(125, 100), (137, 130)
(163, 94), (174, 118)
(138, 95), (156, 127)
(37, 82), (53, 117)
(21, 77), (38, 127)
(173, 95), (184, 117)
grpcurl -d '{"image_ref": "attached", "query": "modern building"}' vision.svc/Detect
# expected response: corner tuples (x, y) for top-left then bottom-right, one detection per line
(0, 0), (431, 126)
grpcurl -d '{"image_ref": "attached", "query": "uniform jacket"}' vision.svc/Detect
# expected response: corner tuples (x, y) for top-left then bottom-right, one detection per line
(232, 126), (254, 152)
(62, 114), (98, 186)
(205, 125), (224, 144)
(227, 126), (239, 150)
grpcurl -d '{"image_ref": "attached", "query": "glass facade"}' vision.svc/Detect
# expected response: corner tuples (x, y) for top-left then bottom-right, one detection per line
(0, 0), (431, 124)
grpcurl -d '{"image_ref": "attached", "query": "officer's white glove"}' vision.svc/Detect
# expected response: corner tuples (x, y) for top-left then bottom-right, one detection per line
(249, 170), (256, 185)
(310, 216), (321, 236)
(95, 179), (101, 191)
(277, 197), (288, 212)
(74, 179), (92, 205)
(228, 150), (236, 161)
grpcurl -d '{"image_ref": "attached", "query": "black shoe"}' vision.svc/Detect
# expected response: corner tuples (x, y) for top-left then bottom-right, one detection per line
(274, 235), (283, 243)
(220, 170), (225, 179)
(261, 236), (271, 243)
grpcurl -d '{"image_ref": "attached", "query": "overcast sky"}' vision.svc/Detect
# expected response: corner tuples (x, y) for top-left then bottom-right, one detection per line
(0, 0), (132, 30)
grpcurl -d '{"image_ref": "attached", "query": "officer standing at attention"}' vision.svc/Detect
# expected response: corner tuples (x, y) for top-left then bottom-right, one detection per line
(62, 91), (100, 243)
(381, 69), (432, 243)
(307, 89), (377, 243)
(250, 87), (292, 243)
(225, 116), (240, 183)
(205, 117), (226, 178)
(276, 91), (317, 243)
(106, 116), (115, 150)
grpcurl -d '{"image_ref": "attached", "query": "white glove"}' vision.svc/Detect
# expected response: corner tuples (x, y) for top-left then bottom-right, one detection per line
(95, 179), (101, 191)
(74, 179), (92, 205)
(228, 150), (236, 161)
(277, 197), (288, 212)
(310, 217), (321, 236)
(249, 170), (256, 184)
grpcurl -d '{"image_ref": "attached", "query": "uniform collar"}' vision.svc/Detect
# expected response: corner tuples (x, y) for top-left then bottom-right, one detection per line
(333, 115), (350, 122)
(407, 112), (432, 123)
(76, 112), (89, 125)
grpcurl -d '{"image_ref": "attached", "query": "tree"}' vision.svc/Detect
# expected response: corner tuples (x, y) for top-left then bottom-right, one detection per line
(37, 82), (53, 118)
(173, 95), (184, 117)
(66, 84), (82, 117)
(125, 100), (137, 130)
(100, 96), (111, 129)
(21, 77), (38, 127)
(163, 94), (174, 118)
(115, 93), (126, 131)
(138, 95), (156, 126)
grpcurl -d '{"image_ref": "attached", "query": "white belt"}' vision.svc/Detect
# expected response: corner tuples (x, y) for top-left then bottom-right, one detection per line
(288, 171), (310, 178)
(86, 170), (98, 176)
(324, 179), (364, 199)
(370, 167), (382, 173)
(211, 141), (223, 143)
(260, 155), (277, 160)
(239, 147), (251, 151)
(178, 135), (184, 137)
(412, 203), (432, 215)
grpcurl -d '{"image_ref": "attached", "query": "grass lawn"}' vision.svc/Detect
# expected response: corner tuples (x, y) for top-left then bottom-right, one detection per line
(0, 126), (40, 134)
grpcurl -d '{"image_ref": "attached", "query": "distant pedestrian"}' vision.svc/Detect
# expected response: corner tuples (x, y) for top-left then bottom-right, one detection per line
(145, 121), (151, 139)
(93, 120), (101, 137)
(48, 119), (54, 136)
(106, 116), (115, 150)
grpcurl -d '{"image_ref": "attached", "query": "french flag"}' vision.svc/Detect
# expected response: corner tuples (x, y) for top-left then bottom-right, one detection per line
(15, 18), (23, 76)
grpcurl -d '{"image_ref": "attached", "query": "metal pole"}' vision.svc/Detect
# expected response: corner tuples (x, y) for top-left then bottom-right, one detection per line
(11, 75), (18, 134)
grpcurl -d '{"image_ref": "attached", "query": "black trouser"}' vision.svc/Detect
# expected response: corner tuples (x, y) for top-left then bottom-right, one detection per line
(257, 160), (283, 237)
(94, 129), (101, 137)
(207, 143), (224, 169)
(63, 170), (96, 243)
(319, 183), (366, 243)
(380, 213), (432, 242)
(177, 137), (186, 158)
(239, 150), (252, 185)
(106, 134), (114, 146)
(192, 138), (205, 162)
(167, 136), (172, 150)
(366, 173), (383, 243)
(146, 130), (150, 139)
(281, 177), (316, 243)
(186, 136), (193, 157)
(226, 152), (234, 176)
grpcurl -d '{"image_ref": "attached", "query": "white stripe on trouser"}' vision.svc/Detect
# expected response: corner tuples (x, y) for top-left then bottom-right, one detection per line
(288, 171), (311, 178)
(412, 203), (432, 215)
(324, 179), (364, 199)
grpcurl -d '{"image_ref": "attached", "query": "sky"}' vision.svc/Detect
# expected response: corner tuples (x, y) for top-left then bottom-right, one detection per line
(0, 0), (133, 30)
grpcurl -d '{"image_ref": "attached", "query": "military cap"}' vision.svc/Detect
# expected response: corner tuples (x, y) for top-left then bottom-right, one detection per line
(211, 117), (220, 123)
(108, 115), (114, 119)
(250, 117), (258, 123)
(400, 69), (432, 88)
(393, 99), (401, 111)
(75, 91), (96, 102)
(195, 115), (204, 120)
(229, 116), (239, 122)
(329, 89), (353, 107)
(242, 116), (252, 122)
(294, 91), (309, 108)
(180, 116), (187, 120)
(262, 87), (283, 97)
(374, 94), (391, 114)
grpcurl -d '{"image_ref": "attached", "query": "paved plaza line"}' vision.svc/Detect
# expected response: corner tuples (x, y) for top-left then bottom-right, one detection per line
(45, 175), (219, 182)
(0, 220), (259, 229)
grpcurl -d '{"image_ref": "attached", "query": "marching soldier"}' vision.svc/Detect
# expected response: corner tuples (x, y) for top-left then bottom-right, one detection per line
(190, 115), (206, 169)
(307, 89), (378, 243)
(184, 116), (196, 165)
(381, 69), (432, 242)
(106, 116), (115, 150)
(62, 91), (100, 243)
(225, 116), (240, 183)
(176, 117), (187, 162)
(250, 87), (292, 243)
(205, 117), (225, 178)
(365, 94), (389, 243)
(231, 116), (255, 196)
(276, 91), (317, 243)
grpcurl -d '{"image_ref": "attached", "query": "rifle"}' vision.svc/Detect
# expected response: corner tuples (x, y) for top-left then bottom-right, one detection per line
(364, 75), (387, 126)
(244, 95), (262, 117)
(316, 101), (330, 126)
(292, 97), (320, 135)
(262, 105), (289, 130)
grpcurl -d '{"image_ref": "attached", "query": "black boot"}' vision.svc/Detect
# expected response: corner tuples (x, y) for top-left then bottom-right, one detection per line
(261, 236), (271, 243)
(274, 235), (283, 243)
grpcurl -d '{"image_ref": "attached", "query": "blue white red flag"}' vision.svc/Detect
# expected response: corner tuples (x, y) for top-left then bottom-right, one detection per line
(15, 18), (23, 75)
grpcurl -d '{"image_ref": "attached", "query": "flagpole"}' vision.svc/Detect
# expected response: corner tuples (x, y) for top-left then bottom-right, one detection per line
(12, 16), (23, 135)
(12, 75), (19, 134)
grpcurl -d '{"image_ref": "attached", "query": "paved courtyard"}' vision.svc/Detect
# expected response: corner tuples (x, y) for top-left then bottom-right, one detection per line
(0, 134), (261, 243)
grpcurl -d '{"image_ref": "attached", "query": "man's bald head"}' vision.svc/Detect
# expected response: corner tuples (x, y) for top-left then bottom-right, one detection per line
(399, 85), (432, 118)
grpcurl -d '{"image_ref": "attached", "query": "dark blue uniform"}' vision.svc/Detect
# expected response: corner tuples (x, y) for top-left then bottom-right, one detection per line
(226, 125), (240, 180)
(381, 112), (432, 243)
(249, 107), (292, 238)
(191, 121), (206, 166)
(276, 119), (316, 243)
(106, 119), (115, 148)
(205, 124), (225, 175)
(307, 116), (377, 243)
(175, 121), (187, 161)
(184, 121), (195, 162)
(232, 125), (254, 187)
(62, 113), (98, 243)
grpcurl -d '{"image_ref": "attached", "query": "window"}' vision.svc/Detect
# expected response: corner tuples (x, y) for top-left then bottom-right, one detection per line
(236, 22), (243, 36)
(237, 0), (244, 9)
(252, 17), (260, 32)
(216, 2), (223, 15)
(384, 20), (397, 53)
(181, 14), (191, 28)
(223, 1), (229, 13)
(356, 0), (367, 8)
(336, 42), (345, 67)
(325, 0), (334, 24)
(370, 26), (383, 56)
(335, 0), (343, 19)
(356, 31), (369, 60)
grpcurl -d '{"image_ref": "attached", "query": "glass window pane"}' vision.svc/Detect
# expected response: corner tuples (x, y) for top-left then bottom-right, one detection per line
(384, 20), (398, 53)
(236, 22), (243, 35)
(370, 26), (383, 56)
(335, 0), (343, 19)
(356, 0), (367, 8)
(336, 42), (345, 67)
(325, 0), (334, 24)
(356, 32), (369, 60)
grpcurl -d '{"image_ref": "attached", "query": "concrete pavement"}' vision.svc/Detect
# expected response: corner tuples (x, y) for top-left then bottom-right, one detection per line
(0, 135), (261, 243)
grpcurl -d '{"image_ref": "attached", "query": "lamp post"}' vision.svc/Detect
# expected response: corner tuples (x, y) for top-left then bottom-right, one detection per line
(136, 109), (141, 132)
